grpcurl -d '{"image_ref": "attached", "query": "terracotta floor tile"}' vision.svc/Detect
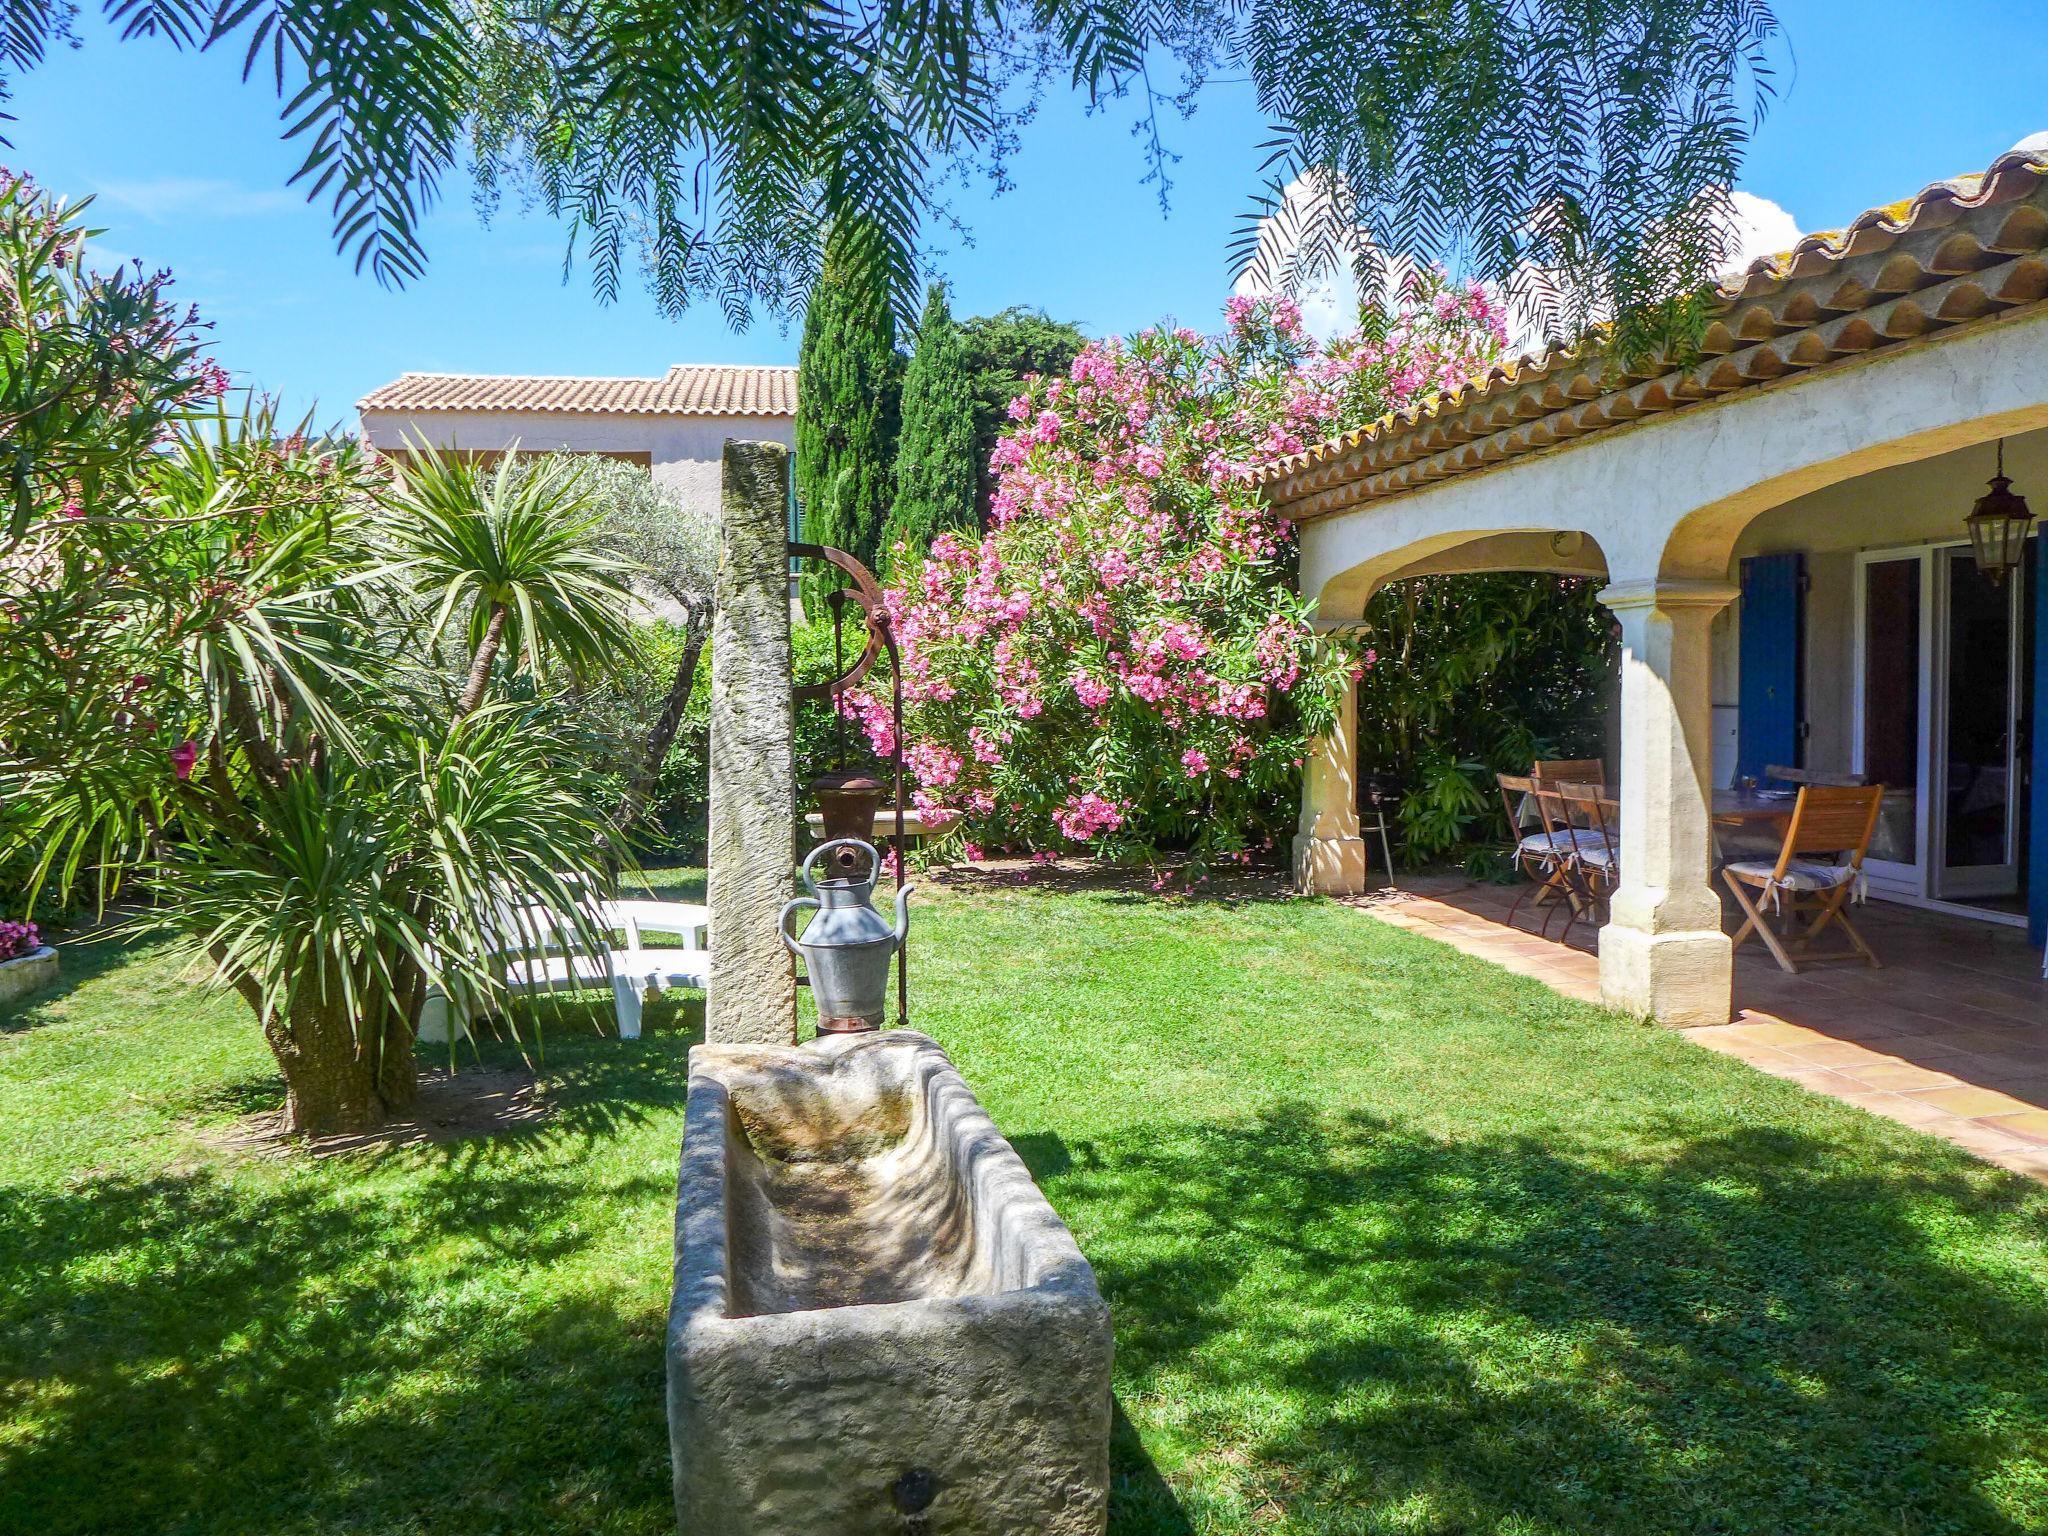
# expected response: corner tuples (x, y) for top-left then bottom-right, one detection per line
(1903, 1086), (2038, 1118)
(1976, 1073), (2048, 1103)
(1776, 1066), (1865, 1094)
(1728, 1021), (1832, 1049)
(1977, 1110), (2048, 1146)
(1777, 1037), (1892, 1070)
(1361, 879), (2048, 1181)
(1843, 1061), (1964, 1092)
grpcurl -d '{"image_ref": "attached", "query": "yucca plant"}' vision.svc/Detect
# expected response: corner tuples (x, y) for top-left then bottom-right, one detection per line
(384, 444), (638, 717)
(2, 396), (640, 1133)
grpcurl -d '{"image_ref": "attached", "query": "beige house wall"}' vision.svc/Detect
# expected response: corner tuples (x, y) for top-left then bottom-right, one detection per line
(356, 407), (799, 523)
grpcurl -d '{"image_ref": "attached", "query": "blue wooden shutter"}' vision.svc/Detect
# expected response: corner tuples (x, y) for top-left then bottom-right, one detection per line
(1738, 553), (1804, 783)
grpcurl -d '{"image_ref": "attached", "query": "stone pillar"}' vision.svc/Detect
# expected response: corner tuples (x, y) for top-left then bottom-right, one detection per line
(1293, 674), (1367, 895)
(706, 441), (797, 1045)
(1596, 578), (1739, 1025)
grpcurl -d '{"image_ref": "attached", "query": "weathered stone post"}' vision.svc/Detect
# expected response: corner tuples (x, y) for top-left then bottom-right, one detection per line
(706, 440), (797, 1045)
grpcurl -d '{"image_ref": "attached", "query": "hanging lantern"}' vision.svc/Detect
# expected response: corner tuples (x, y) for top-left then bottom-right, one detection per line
(1964, 439), (2034, 585)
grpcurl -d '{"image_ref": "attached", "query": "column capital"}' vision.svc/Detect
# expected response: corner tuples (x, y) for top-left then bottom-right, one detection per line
(1596, 578), (1740, 615)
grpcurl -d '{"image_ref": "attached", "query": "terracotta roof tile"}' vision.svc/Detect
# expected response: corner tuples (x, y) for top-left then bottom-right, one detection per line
(1261, 142), (2048, 517)
(358, 363), (797, 418)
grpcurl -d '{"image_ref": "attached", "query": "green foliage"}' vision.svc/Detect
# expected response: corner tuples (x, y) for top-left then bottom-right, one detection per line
(0, 169), (223, 540)
(384, 446), (638, 700)
(2, 2), (1779, 350)
(881, 282), (979, 573)
(1, 370), (638, 1129)
(587, 619), (868, 862)
(956, 306), (1089, 525)
(1358, 574), (1618, 864)
(795, 221), (900, 582)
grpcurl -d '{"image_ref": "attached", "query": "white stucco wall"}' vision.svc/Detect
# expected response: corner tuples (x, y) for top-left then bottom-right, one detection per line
(356, 408), (798, 522)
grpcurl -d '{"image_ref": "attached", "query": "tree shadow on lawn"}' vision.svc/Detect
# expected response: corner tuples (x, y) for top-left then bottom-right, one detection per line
(0, 1161), (680, 1536)
(1051, 1104), (2048, 1535)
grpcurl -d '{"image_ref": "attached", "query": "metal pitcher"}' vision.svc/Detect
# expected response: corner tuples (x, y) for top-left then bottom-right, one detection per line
(779, 839), (912, 1034)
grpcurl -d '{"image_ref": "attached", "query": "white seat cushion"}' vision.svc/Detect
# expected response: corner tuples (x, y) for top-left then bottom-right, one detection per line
(1518, 829), (1611, 857)
(1576, 842), (1617, 871)
(1724, 859), (1856, 891)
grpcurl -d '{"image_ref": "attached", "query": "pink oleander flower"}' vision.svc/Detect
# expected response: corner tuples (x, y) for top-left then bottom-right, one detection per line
(169, 739), (198, 780)
(866, 273), (1498, 864)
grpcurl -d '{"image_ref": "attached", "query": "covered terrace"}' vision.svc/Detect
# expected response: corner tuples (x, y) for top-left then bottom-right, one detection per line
(1264, 138), (2048, 1032)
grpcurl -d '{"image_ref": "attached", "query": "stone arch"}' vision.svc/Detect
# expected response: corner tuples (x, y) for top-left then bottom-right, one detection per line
(1308, 527), (1610, 623)
(1656, 310), (2048, 580)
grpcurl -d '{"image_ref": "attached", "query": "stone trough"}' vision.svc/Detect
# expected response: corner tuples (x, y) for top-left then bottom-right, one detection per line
(667, 1031), (1112, 1534)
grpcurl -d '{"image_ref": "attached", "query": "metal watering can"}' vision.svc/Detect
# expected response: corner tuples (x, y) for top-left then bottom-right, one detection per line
(779, 839), (912, 1034)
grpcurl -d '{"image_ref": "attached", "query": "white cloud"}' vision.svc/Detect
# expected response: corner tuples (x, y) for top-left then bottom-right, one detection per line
(93, 178), (303, 222)
(1230, 173), (1414, 342)
(1237, 178), (1805, 358)
(1721, 189), (1802, 274)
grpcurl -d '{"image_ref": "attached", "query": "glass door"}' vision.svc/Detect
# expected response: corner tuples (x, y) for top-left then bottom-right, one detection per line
(1932, 547), (2023, 898)
(1855, 552), (1927, 891)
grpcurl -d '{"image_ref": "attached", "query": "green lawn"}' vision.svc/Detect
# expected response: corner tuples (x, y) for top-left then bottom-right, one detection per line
(4, 872), (2046, 1535)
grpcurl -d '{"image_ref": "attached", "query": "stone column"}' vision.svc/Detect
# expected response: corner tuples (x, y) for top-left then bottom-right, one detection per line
(706, 441), (797, 1045)
(1292, 674), (1368, 895)
(1596, 578), (1739, 1025)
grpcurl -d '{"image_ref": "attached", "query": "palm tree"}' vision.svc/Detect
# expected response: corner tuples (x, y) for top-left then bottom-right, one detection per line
(0, 1), (1782, 353)
(3, 405), (641, 1133)
(384, 445), (637, 717)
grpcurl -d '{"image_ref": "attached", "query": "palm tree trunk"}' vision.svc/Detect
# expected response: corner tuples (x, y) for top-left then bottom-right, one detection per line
(617, 627), (706, 840)
(269, 986), (387, 1135)
(455, 600), (510, 719)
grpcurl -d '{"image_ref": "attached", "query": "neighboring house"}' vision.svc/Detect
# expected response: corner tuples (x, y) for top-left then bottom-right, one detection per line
(356, 364), (799, 524)
(1264, 134), (2048, 1026)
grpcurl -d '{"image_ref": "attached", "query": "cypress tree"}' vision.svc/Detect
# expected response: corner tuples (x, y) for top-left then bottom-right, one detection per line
(882, 282), (978, 572)
(795, 222), (900, 578)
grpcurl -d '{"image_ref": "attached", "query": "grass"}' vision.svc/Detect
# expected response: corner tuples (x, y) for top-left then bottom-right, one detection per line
(3, 870), (2046, 1535)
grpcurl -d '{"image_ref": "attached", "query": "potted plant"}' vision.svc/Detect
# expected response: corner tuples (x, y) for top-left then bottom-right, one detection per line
(0, 919), (56, 1008)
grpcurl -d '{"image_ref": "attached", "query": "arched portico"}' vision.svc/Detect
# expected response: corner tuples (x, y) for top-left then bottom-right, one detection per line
(1269, 145), (2048, 1025)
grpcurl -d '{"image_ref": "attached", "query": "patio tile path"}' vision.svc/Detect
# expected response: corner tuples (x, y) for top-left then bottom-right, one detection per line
(1354, 876), (2048, 1183)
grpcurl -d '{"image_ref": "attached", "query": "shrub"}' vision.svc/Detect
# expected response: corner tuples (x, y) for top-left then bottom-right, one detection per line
(848, 276), (1506, 868)
(1358, 574), (1618, 863)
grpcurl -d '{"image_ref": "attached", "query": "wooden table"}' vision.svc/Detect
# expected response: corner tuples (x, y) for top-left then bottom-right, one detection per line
(1711, 789), (1800, 861)
(1711, 789), (1801, 827)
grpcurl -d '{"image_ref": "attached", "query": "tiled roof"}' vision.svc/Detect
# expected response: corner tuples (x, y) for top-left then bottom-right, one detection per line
(358, 363), (797, 418)
(1261, 143), (2048, 519)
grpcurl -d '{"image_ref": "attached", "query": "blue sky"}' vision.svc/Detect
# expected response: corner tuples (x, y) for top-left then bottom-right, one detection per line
(8, 2), (2044, 426)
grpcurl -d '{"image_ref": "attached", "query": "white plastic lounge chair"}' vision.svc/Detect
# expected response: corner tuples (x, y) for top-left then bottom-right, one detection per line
(418, 899), (710, 1042)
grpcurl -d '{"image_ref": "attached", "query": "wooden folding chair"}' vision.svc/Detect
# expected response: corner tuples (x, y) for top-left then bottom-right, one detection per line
(1499, 773), (1607, 938)
(1548, 781), (1620, 941)
(1721, 784), (1885, 974)
(1763, 763), (1867, 787)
